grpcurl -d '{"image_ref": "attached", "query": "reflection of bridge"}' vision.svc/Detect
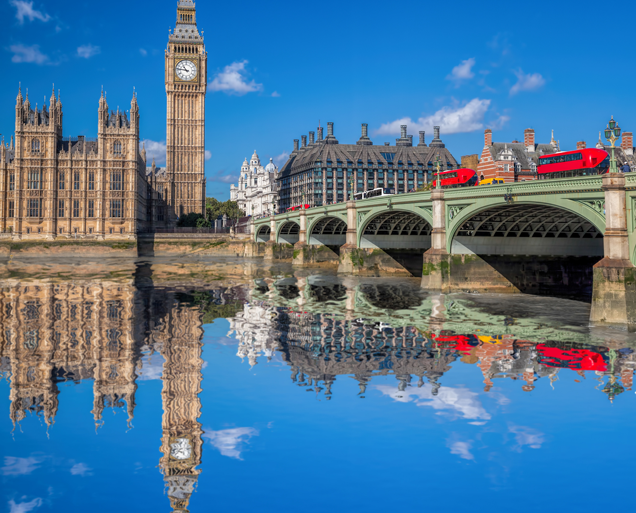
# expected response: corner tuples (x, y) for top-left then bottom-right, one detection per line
(231, 278), (636, 402)
(253, 174), (636, 326)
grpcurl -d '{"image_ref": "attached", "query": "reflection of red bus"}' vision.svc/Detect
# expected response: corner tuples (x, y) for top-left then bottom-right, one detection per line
(431, 333), (480, 354)
(538, 149), (609, 179)
(286, 204), (310, 212)
(536, 343), (607, 371)
(432, 168), (478, 189)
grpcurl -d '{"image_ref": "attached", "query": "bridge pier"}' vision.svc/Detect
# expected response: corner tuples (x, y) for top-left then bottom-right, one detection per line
(421, 188), (452, 291)
(590, 173), (636, 328)
(338, 200), (364, 273)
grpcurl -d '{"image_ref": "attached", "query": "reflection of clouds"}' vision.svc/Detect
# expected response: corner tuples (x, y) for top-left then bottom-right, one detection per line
(135, 353), (165, 381)
(70, 463), (92, 476)
(2, 456), (41, 476)
(9, 498), (43, 513)
(509, 424), (544, 451)
(375, 384), (491, 422)
(448, 439), (474, 461)
(203, 427), (259, 460)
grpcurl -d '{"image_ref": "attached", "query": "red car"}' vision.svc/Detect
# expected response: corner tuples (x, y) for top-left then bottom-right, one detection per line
(537, 149), (609, 179)
(432, 168), (478, 189)
(286, 204), (310, 212)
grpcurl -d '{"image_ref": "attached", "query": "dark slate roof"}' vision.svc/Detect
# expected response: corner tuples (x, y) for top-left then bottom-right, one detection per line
(279, 140), (458, 178)
(108, 111), (130, 129)
(27, 106), (49, 126)
(56, 138), (98, 155)
(146, 166), (167, 178)
(489, 142), (558, 169)
(4, 149), (14, 164)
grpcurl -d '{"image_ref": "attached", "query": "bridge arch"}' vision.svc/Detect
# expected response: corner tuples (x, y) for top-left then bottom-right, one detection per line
(308, 216), (348, 246)
(358, 208), (433, 249)
(447, 199), (605, 256)
(277, 221), (300, 245)
(256, 225), (271, 243)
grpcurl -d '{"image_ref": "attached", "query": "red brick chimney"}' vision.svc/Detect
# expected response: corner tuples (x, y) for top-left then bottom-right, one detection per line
(484, 129), (492, 147)
(524, 128), (535, 150)
(576, 141), (586, 150)
(622, 131), (633, 156)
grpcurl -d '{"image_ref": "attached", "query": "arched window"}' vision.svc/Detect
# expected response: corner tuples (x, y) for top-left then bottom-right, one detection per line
(31, 139), (40, 153)
(113, 141), (122, 155)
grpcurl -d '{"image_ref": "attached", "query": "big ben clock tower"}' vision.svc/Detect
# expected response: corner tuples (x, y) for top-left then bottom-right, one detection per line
(166, 0), (207, 222)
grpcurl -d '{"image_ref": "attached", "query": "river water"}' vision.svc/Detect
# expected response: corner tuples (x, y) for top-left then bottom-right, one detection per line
(0, 257), (634, 512)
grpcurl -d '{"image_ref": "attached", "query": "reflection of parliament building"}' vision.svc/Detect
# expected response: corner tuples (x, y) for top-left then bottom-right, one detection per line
(0, 279), (205, 512)
(0, 0), (207, 240)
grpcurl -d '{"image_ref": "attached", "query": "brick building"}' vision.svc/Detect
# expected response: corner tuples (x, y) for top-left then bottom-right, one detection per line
(477, 128), (559, 183)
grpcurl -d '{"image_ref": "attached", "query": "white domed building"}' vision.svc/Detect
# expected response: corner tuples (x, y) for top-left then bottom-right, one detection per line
(230, 151), (279, 217)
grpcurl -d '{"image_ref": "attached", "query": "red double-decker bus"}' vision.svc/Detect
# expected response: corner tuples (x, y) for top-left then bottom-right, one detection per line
(537, 149), (609, 179)
(431, 168), (478, 189)
(286, 204), (310, 212)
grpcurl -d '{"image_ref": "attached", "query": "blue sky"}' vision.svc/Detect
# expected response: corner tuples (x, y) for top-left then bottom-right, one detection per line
(1, 0), (635, 200)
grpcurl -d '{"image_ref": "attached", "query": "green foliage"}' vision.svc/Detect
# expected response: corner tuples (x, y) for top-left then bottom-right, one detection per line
(205, 198), (245, 221)
(196, 217), (211, 228)
(177, 212), (208, 227)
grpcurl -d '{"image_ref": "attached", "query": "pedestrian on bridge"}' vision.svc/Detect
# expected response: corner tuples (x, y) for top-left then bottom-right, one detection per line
(621, 162), (631, 173)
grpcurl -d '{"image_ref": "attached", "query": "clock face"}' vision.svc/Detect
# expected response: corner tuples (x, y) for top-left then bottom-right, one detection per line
(170, 438), (192, 460)
(176, 60), (197, 81)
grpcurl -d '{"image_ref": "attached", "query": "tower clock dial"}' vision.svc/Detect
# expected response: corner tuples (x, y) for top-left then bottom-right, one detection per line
(170, 438), (192, 460)
(176, 60), (197, 81)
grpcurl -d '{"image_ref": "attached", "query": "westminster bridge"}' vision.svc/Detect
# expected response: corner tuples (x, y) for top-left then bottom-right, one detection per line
(251, 173), (636, 327)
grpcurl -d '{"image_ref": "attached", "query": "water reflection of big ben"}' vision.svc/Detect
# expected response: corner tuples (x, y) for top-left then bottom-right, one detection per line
(153, 295), (205, 513)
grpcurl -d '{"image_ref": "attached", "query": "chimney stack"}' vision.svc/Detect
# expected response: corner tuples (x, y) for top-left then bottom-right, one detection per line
(485, 129), (492, 147)
(622, 132), (633, 156)
(309, 131), (315, 145)
(384, 142), (390, 146)
(576, 141), (587, 150)
(401, 125), (407, 139)
(301, 135), (307, 148)
(293, 139), (299, 152)
(357, 123), (372, 146)
(429, 126), (445, 148)
(524, 128), (535, 150)
(317, 126), (323, 142)
(396, 124), (411, 146)
(324, 122), (338, 144)
(419, 131), (426, 147)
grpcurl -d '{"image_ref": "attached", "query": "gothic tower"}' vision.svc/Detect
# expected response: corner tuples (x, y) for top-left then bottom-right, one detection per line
(165, 0), (207, 223)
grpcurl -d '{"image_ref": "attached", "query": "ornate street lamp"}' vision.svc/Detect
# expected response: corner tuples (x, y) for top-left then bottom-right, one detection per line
(348, 176), (354, 201)
(605, 115), (622, 173)
(434, 155), (443, 190)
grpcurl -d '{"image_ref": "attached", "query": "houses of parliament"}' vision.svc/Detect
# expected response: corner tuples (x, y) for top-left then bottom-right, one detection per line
(0, 0), (207, 240)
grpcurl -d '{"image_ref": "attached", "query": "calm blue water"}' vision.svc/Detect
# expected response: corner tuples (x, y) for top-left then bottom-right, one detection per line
(1, 260), (634, 512)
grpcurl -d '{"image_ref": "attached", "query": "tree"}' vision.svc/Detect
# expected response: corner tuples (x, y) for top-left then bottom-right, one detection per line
(177, 212), (209, 227)
(205, 198), (245, 222)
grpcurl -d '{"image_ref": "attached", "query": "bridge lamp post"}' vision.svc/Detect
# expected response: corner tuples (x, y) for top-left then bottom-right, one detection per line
(434, 155), (442, 190)
(604, 116), (622, 173)
(348, 176), (353, 201)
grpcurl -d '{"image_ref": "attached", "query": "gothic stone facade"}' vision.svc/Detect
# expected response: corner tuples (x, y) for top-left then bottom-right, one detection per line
(230, 151), (279, 217)
(0, 89), (148, 240)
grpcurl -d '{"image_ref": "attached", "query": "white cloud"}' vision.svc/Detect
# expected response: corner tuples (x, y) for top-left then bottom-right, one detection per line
(271, 91), (280, 98)
(10, 1), (50, 23)
(447, 58), (475, 83)
(273, 151), (289, 166)
(140, 140), (166, 166)
(510, 69), (546, 95)
(210, 170), (239, 184)
(488, 115), (511, 131)
(2, 456), (41, 476)
(139, 48), (147, 57)
(208, 60), (263, 96)
(9, 44), (48, 65)
(70, 463), (92, 476)
(509, 424), (544, 452)
(136, 353), (165, 381)
(77, 45), (100, 59)
(205, 150), (212, 160)
(375, 383), (491, 422)
(203, 427), (258, 460)
(375, 98), (491, 137)
(448, 440), (474, 460)
(8, 498), (42, 513)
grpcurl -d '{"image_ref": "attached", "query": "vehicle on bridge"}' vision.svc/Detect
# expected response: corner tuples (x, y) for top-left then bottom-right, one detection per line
(432, 168), (479, 189)
(353, 188), (395, 200)
(479, 178), (505, 186)
(286, 204), (311, 212)
(537, 149), (609, 179)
